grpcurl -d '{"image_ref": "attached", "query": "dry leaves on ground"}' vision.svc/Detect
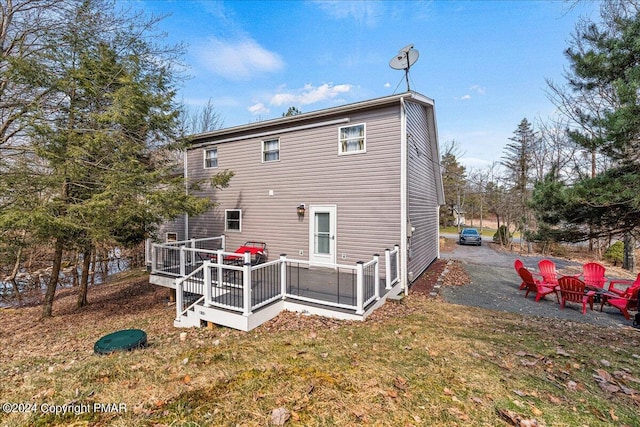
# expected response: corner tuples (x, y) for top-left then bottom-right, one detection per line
(441, 260), (472, 287)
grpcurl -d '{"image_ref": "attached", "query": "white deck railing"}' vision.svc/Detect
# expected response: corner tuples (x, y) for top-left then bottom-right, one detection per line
(158, 237), (401, 324)
(149, 236), (226, 276)
(385, 245), (400, 288)
(173, 248), (401, 323)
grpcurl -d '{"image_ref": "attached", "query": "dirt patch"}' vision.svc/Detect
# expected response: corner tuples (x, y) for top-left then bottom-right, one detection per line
(409, 259), (447, 296)
(409, 258), (471, 296)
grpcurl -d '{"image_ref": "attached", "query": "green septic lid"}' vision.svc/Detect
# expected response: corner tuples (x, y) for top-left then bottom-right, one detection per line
(94, 329), (147, 355)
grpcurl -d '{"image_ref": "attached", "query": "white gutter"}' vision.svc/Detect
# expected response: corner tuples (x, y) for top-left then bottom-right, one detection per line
(184, 149), (189, 240)
(400, 97), (408, 295)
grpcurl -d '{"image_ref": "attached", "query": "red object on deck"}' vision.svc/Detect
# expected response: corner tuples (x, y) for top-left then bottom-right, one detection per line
(216, 241), (268, 265)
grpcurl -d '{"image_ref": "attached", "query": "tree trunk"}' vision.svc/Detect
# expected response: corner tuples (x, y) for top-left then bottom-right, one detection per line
(42, 237), (64, 318)
(90, 250), (96, 286)
(77, 245), (92, 308)
(623, 233), (636, 273)
(8, 246), (23, 303)
(72, 251), (80, 287)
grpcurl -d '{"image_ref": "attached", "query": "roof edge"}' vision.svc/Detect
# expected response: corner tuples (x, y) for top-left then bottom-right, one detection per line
(188, 91), (434, 144)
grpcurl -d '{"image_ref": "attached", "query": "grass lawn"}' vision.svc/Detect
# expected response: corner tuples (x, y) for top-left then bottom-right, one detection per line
(1, 269), (639, 426)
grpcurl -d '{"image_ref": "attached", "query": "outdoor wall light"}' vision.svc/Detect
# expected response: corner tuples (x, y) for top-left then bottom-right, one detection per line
(297, 203), (306, 217)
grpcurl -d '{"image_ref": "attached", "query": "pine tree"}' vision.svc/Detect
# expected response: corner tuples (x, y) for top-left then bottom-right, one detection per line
(533, 2), (640, 270)
(501, 119), (537, 250)
(439, 142), (466, 227)
(0, 0), (225, 316)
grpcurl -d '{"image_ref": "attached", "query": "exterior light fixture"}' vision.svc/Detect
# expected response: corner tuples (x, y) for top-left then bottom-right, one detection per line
(297, 203), (306, 217)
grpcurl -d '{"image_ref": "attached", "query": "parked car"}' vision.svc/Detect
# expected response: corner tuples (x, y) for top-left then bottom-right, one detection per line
(459, 228), (482, 246)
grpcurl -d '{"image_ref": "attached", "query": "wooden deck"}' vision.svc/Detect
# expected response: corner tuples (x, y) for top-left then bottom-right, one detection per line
(147, 241), (402, 331)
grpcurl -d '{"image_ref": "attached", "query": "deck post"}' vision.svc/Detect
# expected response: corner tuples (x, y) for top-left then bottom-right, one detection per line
(216, 250), (224, 285)
(151, 243), (157, 273)
(203, 262), (211, 306)
(145, 238), (151, 267)
(373, 254), (380, 300)
(384, 248), (392, 289)
(356, 261), (364, 315)
(175, 278), (184, 322)
(179, 246), (186, 277)
(280, 254), (287, 298)
(394, 244), (401, 289)
(221, 234), (226, 251)
(243, 262), (252, 316)
(190, 238), (196, 266)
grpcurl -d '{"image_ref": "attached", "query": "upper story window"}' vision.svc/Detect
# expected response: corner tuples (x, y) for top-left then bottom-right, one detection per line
(225, 209), (241, 232)
(262, 139), (280, 162)
(339, 124), (366, 154)
(204, 147), (218, 168)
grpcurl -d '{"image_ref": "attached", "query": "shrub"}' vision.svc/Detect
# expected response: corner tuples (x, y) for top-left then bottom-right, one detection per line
(604, 241), (624, 266)
(493, 225), (510, 245)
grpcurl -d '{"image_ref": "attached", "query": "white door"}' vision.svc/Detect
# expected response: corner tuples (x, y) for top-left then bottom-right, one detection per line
(309, 205), (336, 265)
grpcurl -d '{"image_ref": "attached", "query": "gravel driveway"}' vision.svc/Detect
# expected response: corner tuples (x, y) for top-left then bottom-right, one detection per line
(439, 235), (635, 328)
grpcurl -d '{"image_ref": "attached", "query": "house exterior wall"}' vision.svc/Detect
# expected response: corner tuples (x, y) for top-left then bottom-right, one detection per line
(186, 105), (403, 269)
(405, 100), (442, 280)
(157, 216), (186, 242)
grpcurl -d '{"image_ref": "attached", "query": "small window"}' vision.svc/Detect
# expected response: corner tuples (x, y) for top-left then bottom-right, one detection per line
(262, 138), (280, 162)
(204, 147), (218, 168)
(339, 124), (366, 154)
(225, 209), (241, 232)
(166, 232), (178, 242)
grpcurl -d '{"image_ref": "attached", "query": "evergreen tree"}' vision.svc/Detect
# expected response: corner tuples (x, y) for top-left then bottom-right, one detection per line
(439, 142), (466, 227)
(501, 119), (537, 250)
(0, 0), (226, 315)
(502, 118), (536, 193)
(533, 2), (640, 269)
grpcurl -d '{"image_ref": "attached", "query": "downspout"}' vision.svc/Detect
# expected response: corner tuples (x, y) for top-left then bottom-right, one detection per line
(400, 96), (408, 295)
(436, 205), (441, 259)
(184, 149), (189, 240)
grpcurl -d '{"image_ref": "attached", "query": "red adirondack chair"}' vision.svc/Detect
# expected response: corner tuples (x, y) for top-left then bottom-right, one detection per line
(538, 259), (559, 286)
(558, 276), (595, 315)
(517, 267), (559, 302)
(582, 262), (607, 289)
(601, 285), (640, 320)
(607, 273), (640, 297)
(514, 259), (526, 290)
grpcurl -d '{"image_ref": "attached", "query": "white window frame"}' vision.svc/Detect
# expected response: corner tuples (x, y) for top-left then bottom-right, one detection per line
(225, 209), (242, 232)
(204, 147), (218, 169)
(338, 123), (366, 155)
(165, 232), (178, 242)
(262, 138), (280, 163)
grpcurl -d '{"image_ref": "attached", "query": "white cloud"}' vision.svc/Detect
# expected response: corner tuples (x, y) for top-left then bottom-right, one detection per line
(313, 0), (382, 27)
(456, 94), (472, 101)
(470, 85), (486, 95)
(196, 37), (284, 80)
(384, 82), (391, 88)
(269, 83), (353, 107)
(248, 102), (270, 115)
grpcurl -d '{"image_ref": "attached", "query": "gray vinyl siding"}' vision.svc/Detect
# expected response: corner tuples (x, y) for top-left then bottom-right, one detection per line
(186, 105), (402, 271)
(157, 216), (186, 242)
(405, 100), (441, 281)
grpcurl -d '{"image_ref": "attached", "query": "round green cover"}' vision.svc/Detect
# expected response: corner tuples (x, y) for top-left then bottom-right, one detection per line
(94, 329), (147, 355)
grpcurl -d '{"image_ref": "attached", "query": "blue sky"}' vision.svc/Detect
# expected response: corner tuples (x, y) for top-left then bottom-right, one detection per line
(130, 0), (599, 169)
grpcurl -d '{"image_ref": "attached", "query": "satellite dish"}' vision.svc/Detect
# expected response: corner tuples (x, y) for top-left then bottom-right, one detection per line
(389, 44), (419, 91)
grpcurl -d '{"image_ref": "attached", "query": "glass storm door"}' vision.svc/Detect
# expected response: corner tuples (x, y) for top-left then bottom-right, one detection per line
(309, 206), (336, 265)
